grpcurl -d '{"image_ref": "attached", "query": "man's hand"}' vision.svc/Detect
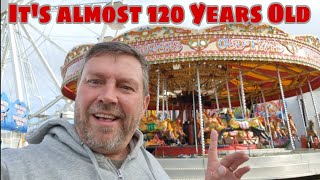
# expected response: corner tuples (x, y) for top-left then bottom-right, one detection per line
(206, 130), (250, 180)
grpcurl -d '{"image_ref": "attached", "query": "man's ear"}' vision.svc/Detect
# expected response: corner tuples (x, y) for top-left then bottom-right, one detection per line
(143, 94), (150, 112)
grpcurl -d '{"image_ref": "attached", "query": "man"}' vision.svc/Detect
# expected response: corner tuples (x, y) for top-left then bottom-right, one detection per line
(1, 42), (250, 180)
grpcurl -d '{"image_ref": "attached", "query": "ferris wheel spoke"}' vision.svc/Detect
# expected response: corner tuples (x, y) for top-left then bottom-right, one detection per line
(20, 24), (61, 90)
(29, 94), (64, 119)
(27, 23), (67, 54)
(8, 24), (24, 100)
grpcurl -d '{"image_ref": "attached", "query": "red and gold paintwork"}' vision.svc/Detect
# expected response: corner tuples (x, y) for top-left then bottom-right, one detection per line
(61, 24), (320, 109)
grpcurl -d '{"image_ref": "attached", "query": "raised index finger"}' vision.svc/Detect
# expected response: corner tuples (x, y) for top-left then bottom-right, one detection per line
(207, 130), (219, 166)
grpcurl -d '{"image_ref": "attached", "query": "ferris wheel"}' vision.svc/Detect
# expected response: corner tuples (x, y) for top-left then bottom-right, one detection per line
(0, 0), (125, 134)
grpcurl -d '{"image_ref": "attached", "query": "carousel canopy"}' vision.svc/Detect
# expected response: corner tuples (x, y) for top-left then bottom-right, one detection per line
(61, 24), (320, 109)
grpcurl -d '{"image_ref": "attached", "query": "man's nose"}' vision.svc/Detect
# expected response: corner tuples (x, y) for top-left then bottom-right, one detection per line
(97, 84), (118, 104)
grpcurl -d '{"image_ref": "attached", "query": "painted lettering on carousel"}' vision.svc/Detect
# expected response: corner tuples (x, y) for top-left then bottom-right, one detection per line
(303, 47), (320, 60)
(302, 48), (320, 67)
(134, 41), (183, 55)
(217, 38), (284, 53)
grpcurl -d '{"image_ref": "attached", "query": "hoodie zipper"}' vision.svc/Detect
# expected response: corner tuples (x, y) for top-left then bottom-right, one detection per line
(107, 158), (130, 180)
(117, 169), (124, 179)
(116, 155), (131, 179)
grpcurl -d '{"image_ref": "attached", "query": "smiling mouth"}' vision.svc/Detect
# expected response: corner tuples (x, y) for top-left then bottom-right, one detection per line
(93, 113), (119, 121)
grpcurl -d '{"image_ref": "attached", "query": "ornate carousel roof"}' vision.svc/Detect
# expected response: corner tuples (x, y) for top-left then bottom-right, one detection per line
(61, 24), (320, 109)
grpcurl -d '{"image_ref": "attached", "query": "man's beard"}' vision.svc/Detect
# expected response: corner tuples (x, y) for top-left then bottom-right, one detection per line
(74, 101), (140, 153)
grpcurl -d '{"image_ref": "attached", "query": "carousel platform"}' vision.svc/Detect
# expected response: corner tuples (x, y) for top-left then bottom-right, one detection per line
(148, 144), (258, 158)
(157, 148), (320, 179)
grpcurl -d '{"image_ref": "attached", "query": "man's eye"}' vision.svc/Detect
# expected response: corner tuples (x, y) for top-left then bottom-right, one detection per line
(88, 79), (101, 86)
(121, 85), (134, 91)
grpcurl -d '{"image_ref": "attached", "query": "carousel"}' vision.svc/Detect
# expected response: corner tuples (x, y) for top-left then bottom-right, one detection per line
(60, 24), (320, 179)
(111, 24), (320, 155)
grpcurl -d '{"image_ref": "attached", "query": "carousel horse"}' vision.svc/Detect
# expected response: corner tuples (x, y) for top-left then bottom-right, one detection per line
(145, 134), (166, 147)
(139, 115), (159, 132)
(196, 111), (226, 144)
(287, 113), (300, 142)
(171, 118), (185, 141)
(214, 110), (255, 145)
(139, 115), (148, 132)
(306, 120), (319, 149)
(197, 111), (225, 132)
(269, 115), (286, 140)
(157, 118), (181, 144)
(218, 109), (270, 144)
(160, 111), (186, 143)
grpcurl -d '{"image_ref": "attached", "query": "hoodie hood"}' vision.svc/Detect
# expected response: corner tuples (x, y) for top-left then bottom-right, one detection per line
(26, 119), (91, 158)
(26, 119), (80, 144)
(128, 129), (144, 158)
(25, 119), (145, 159)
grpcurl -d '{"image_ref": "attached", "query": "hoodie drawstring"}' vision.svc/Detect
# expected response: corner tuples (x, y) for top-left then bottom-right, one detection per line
(82, 143), (104, 180)
(141, 147), (157, 180)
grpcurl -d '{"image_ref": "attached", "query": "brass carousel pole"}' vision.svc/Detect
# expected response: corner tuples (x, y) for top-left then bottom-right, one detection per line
(214, 79), (220, 110)
(165, 79), (169, 117)
(299, 83), (310, 125)
(225, 73), (232, 109)
(156, 70), (160, 117)
(296, 90), (308, 136)
(250, 96), (254, 118)
(307, 79), (320, 127)
(261, 89), (274, 148)
(162, 80), (165, 120)
(239, 69), (247, 118)
(196, 66), (205, 157)
(279, 95), (285, 124)
(237, 78), (244, 118)
(192, 82), (199, 155)
(276, 65), (295, 150)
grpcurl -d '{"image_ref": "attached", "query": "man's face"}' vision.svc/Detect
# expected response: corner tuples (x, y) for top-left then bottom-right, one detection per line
(74, 54), (150, 154)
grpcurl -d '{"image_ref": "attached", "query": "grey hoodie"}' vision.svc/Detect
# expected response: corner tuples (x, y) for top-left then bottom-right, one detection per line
(1, 119), (170, 180)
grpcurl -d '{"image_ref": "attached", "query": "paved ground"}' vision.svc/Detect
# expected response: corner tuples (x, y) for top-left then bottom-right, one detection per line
(157, 148), (320, 179)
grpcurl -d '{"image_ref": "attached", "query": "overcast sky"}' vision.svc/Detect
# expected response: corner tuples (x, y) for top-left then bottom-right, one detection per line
(33, 0), (320, 50)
